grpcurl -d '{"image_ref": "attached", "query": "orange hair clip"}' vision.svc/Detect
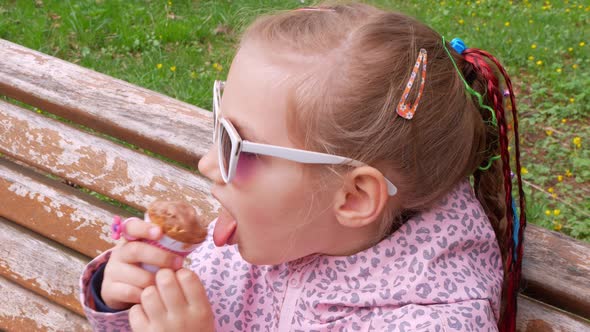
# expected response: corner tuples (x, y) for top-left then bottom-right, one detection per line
(396, 48), (428, 120)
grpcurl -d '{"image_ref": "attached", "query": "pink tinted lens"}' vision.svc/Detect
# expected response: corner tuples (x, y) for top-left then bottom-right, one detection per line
(235, 152), (258, 180)
(219, 124), (232, 179)
(218, 121), (258, 182)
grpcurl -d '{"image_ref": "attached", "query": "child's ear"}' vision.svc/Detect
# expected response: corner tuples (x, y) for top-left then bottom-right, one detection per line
(333, 166), (389, 228)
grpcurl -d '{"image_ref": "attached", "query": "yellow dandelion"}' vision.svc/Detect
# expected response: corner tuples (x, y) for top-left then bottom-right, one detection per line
(156, 63), (163, 69)
(579, 5), (583, 9)
(569, 98), (575, 103)
(572, 64), (579, 69)
(561, 118), (567, 123)
(529, 19), (533, 24)
(545, 129), (553, 136)
(565, 169), (573, 177)
(566, 8), (571, 13)
(556, 68), (562, 73)
(573, 136), (582, 148)
(552, 193), (557, 199)
(528, 55), (535, 61)
(471, 12), (476, 17)
(553, 209), (561, 216)
(170, 66), (176, 72)
(557, 175), (564, 182)
(190, 71), (197, 79)
(504, 21), (510, 27)
(548, 187), (554, 193)
(521, 167), (529, 175)
(168, 1), (172, 5)
(531, 44), (537, 49)
(554, 222), (562, 231)
(458, 19), (465, 25)
(568, 47), (574, 52)
(580, 42), (586, 47)
(213, 63), (223, 72)
(545, 209), (552, 216)
(536, 60), (543, 66)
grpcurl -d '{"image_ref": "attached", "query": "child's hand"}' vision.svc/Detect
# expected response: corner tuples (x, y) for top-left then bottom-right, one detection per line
(102, 218), (185, 310)
(129, 269), (214, 332)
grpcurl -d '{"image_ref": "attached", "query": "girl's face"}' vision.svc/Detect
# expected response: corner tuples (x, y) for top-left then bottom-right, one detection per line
(198, 45), (339, 265)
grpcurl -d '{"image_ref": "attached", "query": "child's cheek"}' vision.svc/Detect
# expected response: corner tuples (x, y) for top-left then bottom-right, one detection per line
(234, 153), (258, 182)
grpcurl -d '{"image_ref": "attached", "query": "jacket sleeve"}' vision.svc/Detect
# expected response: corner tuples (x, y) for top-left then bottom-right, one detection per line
(79, 250), (132, 332)
(368, 300), (499, 332)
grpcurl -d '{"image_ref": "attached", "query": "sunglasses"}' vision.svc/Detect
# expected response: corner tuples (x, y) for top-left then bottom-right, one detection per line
(212, 80), (397, 196)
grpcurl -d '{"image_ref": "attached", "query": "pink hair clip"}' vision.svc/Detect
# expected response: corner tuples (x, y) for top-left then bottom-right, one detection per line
(111, 215), (138, 241)
(396, 48), (428, 120)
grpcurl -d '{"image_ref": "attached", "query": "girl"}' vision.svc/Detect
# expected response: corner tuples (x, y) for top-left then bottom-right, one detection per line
(80, 3), (526, 331)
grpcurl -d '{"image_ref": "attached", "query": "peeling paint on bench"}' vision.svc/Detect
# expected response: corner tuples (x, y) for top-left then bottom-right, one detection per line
(0, 275), (90, 331)
(0, 219), (89, 316)
(0, 38), (213, 168)
(0, 99), (218, 219)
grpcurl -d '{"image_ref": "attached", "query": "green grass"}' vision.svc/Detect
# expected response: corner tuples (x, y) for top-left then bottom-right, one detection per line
(1, 0), (588, 241)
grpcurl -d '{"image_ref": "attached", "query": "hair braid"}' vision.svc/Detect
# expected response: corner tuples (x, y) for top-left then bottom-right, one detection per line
(463, 48), (526, 332)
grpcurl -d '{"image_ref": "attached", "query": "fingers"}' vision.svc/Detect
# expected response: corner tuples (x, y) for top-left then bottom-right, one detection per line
(101, 282), (143, 310)
(141, 285), (166, 319)
(105, 261), (156, 289)
(156, 269), (187, 311)
(115, 241), (184, 270)
(123, 217), (162, 240)
(177, 268), (210, 307)
(129, 304), (148, 332)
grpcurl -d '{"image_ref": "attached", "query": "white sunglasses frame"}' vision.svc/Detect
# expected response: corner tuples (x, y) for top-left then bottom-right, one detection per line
(212, 80), (397, 196)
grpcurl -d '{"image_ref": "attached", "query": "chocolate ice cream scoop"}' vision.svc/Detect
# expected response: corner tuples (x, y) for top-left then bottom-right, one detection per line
(146, 200), (208, 244)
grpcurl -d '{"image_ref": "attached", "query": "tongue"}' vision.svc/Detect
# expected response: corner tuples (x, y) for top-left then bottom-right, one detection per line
(213, 209), (237, 247)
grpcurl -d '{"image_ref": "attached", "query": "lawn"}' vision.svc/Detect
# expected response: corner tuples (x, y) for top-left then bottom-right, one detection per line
(0, 0), (588, 241)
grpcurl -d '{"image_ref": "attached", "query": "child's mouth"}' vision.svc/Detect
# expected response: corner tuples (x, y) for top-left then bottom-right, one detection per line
(213, 207), (237, 247)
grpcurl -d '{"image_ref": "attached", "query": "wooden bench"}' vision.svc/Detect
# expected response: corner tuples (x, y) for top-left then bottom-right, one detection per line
(0, 38), (588, 331)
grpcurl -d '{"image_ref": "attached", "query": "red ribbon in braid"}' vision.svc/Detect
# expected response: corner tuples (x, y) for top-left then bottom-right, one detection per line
(463, 49), (527, 332)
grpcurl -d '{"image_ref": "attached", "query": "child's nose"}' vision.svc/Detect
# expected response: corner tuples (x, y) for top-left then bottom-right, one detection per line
(198, 144), (224, 183)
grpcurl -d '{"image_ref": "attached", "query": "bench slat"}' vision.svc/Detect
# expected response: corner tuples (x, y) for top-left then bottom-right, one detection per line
(0, 157), (123, 257)
(517, 295), (590, 332)
(0, 38), (213, 168)
(0, 99), (218, 220)
(522, 225), (590, 319)
(0, 275), (91, 332)
(0, 217), (89, 316)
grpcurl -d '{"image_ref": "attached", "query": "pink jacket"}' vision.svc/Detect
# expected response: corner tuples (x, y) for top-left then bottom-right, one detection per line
(80, 180), (503, 331)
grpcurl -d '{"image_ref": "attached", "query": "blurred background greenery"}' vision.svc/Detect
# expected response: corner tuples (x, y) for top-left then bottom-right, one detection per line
(0, 0), (588, 241)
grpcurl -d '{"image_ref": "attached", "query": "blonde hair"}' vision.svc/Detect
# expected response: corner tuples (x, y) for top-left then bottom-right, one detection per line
(240, 1), (506, 242)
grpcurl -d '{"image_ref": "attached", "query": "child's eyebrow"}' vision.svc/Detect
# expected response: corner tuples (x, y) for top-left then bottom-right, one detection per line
(229, 117), (268, 144)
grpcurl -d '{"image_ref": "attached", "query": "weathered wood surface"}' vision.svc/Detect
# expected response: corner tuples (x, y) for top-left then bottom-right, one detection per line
(522, 224), (590, 319)
(0, 99), (219, 220)
(0, 38), (213, 169)
(0, 217), (89, 316)
(0, 276), (91, 332)
(0, 157), (124, 257)
(516, 295), (590, 332)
